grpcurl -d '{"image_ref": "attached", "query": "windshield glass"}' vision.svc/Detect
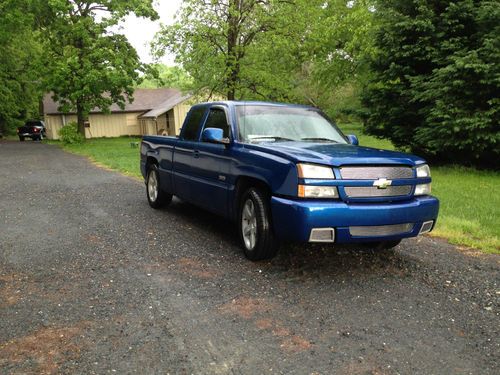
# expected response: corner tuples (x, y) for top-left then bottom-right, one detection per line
(236, 105), (347, 144)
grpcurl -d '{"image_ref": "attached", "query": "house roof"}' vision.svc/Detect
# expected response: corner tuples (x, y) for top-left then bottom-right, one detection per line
(139, 94), (192, 119)
(43, 88), (189, 116)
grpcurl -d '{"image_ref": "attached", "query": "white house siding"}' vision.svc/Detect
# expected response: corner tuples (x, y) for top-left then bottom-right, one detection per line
(44, 104), (190, 140)
(173, 104), (190, 135)
(45, 112), (143, 139)
(45, 114), (77, 140)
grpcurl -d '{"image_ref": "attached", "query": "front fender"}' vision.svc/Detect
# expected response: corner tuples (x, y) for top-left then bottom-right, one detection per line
(231, 146), (298, 197)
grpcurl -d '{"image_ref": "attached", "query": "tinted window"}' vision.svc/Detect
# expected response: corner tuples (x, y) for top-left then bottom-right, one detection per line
(203, 108), (230, 138)
(182, 107), (206, 141)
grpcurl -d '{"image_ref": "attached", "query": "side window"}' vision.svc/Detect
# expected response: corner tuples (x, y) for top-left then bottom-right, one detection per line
(203, 108), (230, 138)
(182, 107), (206, 141)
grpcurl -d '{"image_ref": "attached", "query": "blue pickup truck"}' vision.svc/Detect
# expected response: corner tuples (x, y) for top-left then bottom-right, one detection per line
(140, 101), (439, 260)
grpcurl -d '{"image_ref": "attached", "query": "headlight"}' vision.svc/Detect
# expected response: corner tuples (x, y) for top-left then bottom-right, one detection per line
(415, 183), (431, 196)
(298, 185), (338, 198)
(297, 163), (335, 179)
(416, 164), (431, 178)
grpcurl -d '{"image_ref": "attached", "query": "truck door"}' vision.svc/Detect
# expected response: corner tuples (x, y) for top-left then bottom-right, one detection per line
(172, 106), (207, 201)
(189, 106), (232, 217)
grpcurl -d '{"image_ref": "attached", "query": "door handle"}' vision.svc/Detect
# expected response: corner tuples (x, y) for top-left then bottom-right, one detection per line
(193, 150), (200, 158)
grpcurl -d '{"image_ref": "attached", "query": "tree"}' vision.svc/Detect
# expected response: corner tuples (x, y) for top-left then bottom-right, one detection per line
(138, 64), (193, 90)
(288, 0), (375, 119)
(362, 0), (499, 166)
(43, 0), (158, 136)
(153, 0), (304, 101)
(0, 0), (44, 135)
(154, 0), (376, 118)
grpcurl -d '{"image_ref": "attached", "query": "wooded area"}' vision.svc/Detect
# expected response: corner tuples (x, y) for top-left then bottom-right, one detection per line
(1, 0), (498, 167)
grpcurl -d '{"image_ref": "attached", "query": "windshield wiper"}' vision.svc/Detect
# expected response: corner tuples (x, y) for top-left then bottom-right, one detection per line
(250, 136), (294, 142)
(300, 137), (339, 143)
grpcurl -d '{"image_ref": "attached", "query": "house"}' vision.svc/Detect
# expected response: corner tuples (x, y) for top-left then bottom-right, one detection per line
(43, 88), (191, 139)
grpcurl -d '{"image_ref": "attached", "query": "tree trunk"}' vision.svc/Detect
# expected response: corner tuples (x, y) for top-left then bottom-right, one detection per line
(226, 0), (239, 101)
(76, 99), (86, 137)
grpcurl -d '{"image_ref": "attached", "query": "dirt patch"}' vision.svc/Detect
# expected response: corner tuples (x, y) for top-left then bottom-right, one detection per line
(255, 318), (274, 330)
(177, 257), (218, 279)
(219, 296), (274, 319)
(222, 303), (313, 353)
(336, 358), (393, 375)
(0, 274), (21, 308)
(85, 234), (102, 244)
(272, 326), (291, 337)
(280, 335), (313, 353)
(0, 273), (36, 308)
(0, 323), (89, 374)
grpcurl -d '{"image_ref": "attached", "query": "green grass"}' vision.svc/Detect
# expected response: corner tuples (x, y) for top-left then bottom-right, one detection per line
(49, 130), (500, 254)
(47, 137), (143, 179)
(339, 123), (396, 151)
(338, 123), (499, 254)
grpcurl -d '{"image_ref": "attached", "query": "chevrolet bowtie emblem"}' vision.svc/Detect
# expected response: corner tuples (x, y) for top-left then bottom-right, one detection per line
(373, 178), (392, 189)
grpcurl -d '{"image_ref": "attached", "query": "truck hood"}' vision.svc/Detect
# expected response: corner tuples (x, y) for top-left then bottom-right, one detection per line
(246, 142), (425, 167)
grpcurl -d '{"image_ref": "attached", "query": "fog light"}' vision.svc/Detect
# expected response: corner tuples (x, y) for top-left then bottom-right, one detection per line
(309, 228), (335, 242)
(415, 183), (431, 196)
(419, 221), (434, 234)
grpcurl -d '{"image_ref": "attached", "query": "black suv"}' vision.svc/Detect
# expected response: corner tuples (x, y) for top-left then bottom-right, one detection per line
(17, 120), (46, 141)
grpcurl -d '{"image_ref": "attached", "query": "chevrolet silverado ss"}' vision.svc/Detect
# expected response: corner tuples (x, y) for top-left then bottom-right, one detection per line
(140, 102), (439, 260)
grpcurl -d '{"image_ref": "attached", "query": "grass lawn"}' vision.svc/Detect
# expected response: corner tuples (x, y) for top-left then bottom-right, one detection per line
(48, 130), (499, 254)
(47, 137), (143, 179)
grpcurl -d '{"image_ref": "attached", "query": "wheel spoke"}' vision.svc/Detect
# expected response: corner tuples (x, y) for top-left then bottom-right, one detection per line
(241, 198), (258, 250)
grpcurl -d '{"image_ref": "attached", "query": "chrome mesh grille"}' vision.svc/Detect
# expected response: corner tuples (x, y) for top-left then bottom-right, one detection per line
(349, 223), (414, 237)
(340, 166), (413, 180)
(345, 185), (412, 198)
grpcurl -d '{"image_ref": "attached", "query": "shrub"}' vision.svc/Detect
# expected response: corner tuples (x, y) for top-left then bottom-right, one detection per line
(58, 122), (84, 144)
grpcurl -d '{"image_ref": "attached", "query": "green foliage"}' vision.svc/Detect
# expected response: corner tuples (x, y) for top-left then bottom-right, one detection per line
(138, 64), (193, 90)
(153, 0), (283, 100)
(363, 0), (500, 167)
(42, 0), (158, 136)
(58, 122), (84, 144)
(153, 0), (375, 105)
(0, 0), (44, 135)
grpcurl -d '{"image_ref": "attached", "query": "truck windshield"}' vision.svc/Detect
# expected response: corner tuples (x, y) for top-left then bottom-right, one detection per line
(236, 105), (347, 144)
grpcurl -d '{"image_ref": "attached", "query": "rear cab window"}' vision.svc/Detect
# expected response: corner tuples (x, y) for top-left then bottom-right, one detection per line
(181, 107), (206, 141)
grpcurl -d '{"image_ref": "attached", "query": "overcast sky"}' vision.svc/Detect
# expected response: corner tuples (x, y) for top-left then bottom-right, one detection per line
(116, 0), (182, 64)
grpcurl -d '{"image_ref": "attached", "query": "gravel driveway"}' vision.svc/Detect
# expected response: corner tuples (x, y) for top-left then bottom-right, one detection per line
(0, 141), (498, 374)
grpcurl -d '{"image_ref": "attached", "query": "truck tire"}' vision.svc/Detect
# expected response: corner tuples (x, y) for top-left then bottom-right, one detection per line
(19, 136), (25, 142)
(146, 164), (172, 209)
(238, 187), (279, 261)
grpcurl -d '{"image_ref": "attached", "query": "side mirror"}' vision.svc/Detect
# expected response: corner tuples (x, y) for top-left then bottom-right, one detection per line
(202, 127), (230, 145)
(347, 134), (359, 146)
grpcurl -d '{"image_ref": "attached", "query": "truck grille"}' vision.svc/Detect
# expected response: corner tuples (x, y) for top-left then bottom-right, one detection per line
(340, 166), (413, 180)
(345, 185), (412, 198)
(349, 223), (414, 237)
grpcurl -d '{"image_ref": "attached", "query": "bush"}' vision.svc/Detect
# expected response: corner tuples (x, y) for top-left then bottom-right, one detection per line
(58, 122), (84, 144)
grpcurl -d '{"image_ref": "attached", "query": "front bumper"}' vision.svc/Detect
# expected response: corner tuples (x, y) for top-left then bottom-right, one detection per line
(271, 195), (439, 243)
